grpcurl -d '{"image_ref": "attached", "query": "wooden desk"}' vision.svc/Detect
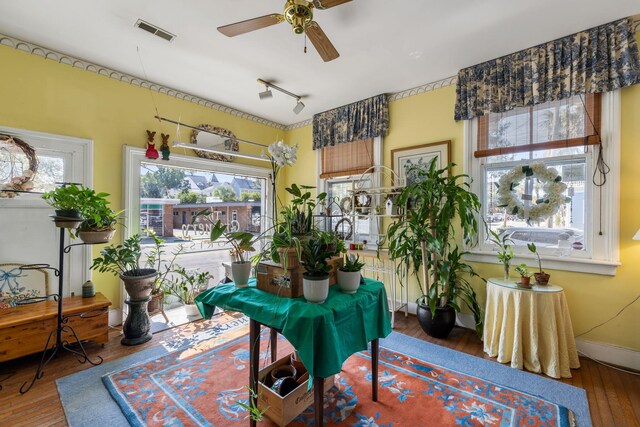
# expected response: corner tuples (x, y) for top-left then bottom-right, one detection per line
(0, 293), (111, 362)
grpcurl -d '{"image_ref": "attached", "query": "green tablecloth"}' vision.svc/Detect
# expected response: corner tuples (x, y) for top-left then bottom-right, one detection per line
(195, 278), (392, 378)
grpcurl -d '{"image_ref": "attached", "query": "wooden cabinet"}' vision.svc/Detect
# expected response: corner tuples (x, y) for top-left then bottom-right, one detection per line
(0, 293), (111, 362)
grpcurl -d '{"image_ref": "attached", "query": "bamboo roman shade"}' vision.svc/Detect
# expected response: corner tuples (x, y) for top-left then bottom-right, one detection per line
(475, 93), (601, 158)
(320, 138), (374, 178)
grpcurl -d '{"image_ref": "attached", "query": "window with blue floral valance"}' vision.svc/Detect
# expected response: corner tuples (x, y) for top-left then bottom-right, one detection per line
(454, 17), (640, 121)
(312, 94), (389, 150)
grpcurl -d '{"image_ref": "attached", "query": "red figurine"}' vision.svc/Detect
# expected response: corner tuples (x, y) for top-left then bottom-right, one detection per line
(145, 130), (159, 159)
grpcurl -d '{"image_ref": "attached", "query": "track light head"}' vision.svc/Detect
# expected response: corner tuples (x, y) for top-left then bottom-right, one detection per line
(259, 87), (273, 100)
(293, 99), (305, 114)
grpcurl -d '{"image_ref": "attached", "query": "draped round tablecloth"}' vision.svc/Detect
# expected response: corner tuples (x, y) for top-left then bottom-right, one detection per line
(483, 278), (580, 378)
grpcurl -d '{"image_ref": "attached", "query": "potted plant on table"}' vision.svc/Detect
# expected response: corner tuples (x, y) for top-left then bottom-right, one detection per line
(527, 243), (550, 285)
(337, 254), (365, 294)
(300, 235), (333, 304)
(207, 219), (258, 287)
(488, 228), (514, 280)
(90, 234), (157, 345)
(387, 159), (484, 339)
(515, 264), (533, 287)
(165, 266), (211, 317)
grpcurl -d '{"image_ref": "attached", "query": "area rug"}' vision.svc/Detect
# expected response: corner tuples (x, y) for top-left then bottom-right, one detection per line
(58, 324), (590, 427)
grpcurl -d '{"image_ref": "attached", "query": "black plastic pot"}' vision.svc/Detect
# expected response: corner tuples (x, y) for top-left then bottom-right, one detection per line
(55, 209), (81, 218)
(416, 303), (456, 339)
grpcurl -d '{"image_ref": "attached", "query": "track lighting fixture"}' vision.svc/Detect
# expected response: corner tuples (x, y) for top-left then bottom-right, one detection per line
(257, 78), (305, 113)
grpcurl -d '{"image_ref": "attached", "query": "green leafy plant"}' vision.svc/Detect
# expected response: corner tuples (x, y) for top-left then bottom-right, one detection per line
(527, 243), (544, 273)
(281, 184), (326, 235)
(236, 386), (269, 422)
(339, 254), (365, 272)
(317, 230), (346, 258)
(488, 229), (514, 266)
(386, 159), (484, 335)
(202, 218), (258, 263)
(145, 229), (185, 294)
(42, 183), (86, 211)
(77, 188), (123, 232)
(515, 264), (532, 278)
(164, 266), (211, 305)
(91, 234), (146, 276)
(300, 235), (333, 278)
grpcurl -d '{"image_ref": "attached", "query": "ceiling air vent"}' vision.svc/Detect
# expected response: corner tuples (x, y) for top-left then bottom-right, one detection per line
(135, 19), (176, 42)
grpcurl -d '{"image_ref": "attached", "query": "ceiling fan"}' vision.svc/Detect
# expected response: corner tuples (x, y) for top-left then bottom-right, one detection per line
(217, 0), (352, 62)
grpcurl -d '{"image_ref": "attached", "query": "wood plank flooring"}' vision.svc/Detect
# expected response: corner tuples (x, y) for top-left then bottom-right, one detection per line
(0, 313), (638, 427)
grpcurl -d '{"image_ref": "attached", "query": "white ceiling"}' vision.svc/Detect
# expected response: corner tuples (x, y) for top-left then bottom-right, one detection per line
(0, 0), (639, 126)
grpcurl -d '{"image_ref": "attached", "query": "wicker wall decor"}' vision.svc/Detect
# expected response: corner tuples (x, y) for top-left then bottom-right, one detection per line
(0, 134), (39, 198)
(190, 125), (238, 162)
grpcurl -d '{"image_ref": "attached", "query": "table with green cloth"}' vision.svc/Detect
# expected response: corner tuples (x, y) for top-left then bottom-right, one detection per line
(195, 277), (392, 427)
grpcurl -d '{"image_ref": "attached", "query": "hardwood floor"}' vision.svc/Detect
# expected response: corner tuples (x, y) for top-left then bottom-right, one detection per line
(0, 313), (638, 427)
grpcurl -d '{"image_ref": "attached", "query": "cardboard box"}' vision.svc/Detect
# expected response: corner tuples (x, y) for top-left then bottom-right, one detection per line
(257, 353), (334, 427)
(257, 257), (345, 299)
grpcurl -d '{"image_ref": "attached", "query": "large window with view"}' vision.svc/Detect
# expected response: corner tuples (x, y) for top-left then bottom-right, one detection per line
(466, 92), (620, 274)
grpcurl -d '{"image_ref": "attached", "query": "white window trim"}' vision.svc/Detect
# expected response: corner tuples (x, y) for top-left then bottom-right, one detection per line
(463, 91), (621, 276)
(316, 136), (383, 242)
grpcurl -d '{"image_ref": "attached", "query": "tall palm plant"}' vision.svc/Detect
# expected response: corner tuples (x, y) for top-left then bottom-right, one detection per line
(387, 159), (484, 335)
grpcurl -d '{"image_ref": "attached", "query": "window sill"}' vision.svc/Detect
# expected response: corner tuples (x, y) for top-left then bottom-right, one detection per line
(464, 251), (620, 276)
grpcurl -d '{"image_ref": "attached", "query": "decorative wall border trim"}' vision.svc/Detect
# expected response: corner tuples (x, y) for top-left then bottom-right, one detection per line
(0, 33), (286, 130)
(284, 119), (313, 131)
(387, 75), (458, 101)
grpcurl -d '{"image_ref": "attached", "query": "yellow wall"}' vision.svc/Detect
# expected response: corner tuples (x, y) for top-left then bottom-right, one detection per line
(0, 45), (282, 305)
(284, 86), (640, 352)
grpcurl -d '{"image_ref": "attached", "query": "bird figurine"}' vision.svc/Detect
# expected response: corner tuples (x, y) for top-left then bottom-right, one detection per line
(145, 130), (159, 159)
(160, 133), (171, 161)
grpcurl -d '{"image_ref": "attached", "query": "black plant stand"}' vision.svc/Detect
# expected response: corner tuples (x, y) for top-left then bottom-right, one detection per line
(18, 226), (104, 394)
(121, 296), (153, 346)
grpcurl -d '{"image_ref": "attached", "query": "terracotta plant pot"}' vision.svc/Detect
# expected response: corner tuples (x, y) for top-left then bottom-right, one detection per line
(79, 229), (116, 244)
(519, 276), (531, 287)
(302, 274), (329, 304)
(416, 303), (456, 339)
(534, 272), (550, 285)
(148, 292), (164, 313)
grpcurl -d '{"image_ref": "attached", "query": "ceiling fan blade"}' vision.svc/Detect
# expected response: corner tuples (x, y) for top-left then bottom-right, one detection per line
(218, 14), (283, 37)
(312, 0), (352, 10)
(305, 21), (339, 62)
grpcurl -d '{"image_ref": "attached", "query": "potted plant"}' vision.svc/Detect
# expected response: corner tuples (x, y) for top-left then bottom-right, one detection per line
(77, 188), (122, 243)
(387, 160), (484, 339)
(515, 264), (533, 287)
(528, 243), (550, 285)
(42, 183), (86, 228)
(300, 235), (333, 304)
(208, 220), (258, 287)
(337, 254), (365, 294)
(488, 228), (514, 280)
(165, 266), (211, 317)
(144, 229), (184, 313)
(90, 234), (157, 345)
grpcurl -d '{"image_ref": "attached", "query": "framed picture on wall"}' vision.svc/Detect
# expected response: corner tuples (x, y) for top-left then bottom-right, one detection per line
(391, 140), (451, 186)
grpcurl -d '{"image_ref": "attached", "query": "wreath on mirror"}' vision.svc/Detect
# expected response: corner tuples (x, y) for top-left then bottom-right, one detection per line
(0, 134), (38, 198)
(496, 163), (570, 223)
(334, 218), (353, 240)
(190, 124), (239, 162)
(339, 196), (352, 215)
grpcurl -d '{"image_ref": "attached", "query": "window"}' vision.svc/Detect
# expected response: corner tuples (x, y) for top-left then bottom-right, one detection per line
(465, 93), (620, 275)
(317, 137), (382, 246)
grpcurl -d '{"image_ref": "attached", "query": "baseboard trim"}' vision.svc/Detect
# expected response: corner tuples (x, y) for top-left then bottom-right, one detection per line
(388, 299), (477, 331)
(576, 339), (640, 371)
(108, 308), (122, 327)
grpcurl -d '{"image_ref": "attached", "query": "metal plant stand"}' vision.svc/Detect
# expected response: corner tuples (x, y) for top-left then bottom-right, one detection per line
(18, 226), (104, 394)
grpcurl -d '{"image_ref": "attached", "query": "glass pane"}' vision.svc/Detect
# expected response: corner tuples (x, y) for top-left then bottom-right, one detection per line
(139, 163), (266, 319)
(484, 159), (586, 253)
(325, 179), (371, 241)
(0, 144), (64, 193)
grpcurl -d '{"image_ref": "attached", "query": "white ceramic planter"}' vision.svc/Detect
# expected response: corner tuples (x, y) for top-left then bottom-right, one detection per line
(231, 261), (252, 287)
(302, 275), (330, 304)
(184, 303), (201, 317)
(337, 270), (361, 294)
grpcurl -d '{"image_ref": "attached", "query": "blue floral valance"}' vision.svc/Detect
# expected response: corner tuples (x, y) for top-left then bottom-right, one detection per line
(454, 17), (640, 121)
(312, 94), (389, 150)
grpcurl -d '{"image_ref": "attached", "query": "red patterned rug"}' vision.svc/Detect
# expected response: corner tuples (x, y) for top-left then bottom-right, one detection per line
(103, 328), (575, 426)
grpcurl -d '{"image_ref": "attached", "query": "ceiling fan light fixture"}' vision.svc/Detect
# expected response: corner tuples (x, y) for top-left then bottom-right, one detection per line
(293, 99), (305, 114)
(259, 87), (273, 100)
